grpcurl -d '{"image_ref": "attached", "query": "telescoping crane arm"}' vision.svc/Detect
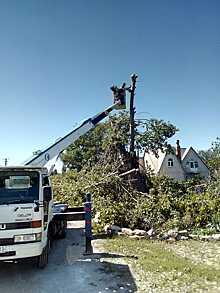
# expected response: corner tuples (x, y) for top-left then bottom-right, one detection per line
(24, 87), (126, 168)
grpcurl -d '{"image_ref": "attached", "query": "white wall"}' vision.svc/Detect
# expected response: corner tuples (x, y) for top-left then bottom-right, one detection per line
(159, 154), (185, 180)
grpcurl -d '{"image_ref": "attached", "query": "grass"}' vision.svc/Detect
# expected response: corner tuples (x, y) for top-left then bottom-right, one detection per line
(103, 237), (220, 292)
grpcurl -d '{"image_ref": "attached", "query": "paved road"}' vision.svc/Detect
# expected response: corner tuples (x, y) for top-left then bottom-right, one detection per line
(0, 222), (137, 293)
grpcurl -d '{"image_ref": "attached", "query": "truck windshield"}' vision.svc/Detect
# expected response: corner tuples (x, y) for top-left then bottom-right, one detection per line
(0, 171), (39, 205)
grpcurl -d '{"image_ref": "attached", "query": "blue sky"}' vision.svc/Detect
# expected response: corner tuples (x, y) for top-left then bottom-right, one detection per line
(0, 0), (219, 165)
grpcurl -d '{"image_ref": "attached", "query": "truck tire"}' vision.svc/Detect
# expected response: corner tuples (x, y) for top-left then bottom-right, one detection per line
(37, 243), (49, 269)
(55, 220), (67, 239)
(59, 228), (66, 239)
(59, 220), (67, 239)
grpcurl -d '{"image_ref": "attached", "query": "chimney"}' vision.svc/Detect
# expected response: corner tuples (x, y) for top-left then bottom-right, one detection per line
(176, 140), (181, 161)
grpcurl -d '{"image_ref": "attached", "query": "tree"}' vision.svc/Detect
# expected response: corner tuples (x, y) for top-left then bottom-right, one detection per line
(62, 111), (178, 171)
(136, 119), (178, 157)
(61, 123), (107, 171)
(199, 137), (220, 177)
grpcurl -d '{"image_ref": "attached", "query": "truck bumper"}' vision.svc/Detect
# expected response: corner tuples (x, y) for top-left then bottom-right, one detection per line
(0, 242), (45, 261)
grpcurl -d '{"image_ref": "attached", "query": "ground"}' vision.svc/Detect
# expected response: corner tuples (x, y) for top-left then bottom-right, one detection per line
(1, 223), (220, 293)
(103, 236), (220, 292)
(0, 222), (137, 293)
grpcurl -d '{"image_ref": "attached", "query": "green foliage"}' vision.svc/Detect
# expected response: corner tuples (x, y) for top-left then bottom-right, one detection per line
(61, 112), (130, 171)
(61, 123), (107, 171)
(136, 119), (178, 157)
(56, 110), (219, 234)
(145, 176), (220, 231)
(62, 111), (178, 171)
(51, 171), (84, 206)
(52, 169), (220, 233)
(51, 165), (148, 232)
(199, 137), (220, 177)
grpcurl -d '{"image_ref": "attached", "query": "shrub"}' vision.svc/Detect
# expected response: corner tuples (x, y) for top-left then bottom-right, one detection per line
(51, 171), (220, 233)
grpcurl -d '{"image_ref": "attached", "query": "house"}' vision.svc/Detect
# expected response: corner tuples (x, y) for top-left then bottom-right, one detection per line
(143, 140), (210, 180)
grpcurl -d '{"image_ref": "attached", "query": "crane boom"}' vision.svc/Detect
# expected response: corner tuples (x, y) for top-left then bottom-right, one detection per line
(24, 102), (121, 168)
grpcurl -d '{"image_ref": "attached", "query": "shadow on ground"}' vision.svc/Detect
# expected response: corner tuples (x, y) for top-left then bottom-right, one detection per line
(0, 224), (137, 293)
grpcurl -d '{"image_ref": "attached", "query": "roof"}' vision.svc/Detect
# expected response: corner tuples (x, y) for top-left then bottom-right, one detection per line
(181, 147), (210, 170)
(171, 146), (187, 159)
(0, 166), (48, 172)
(181, 147), (192, 160)
(180, 148), (187, 158)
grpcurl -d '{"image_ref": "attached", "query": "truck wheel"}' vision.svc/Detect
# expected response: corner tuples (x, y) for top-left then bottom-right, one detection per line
(59, 228), (66, 239)
(37, 243), (49, 269)
(57, 220), (67, 239)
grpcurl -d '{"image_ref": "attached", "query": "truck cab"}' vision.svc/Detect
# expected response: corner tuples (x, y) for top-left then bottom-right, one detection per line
(0, 166), (55, 268)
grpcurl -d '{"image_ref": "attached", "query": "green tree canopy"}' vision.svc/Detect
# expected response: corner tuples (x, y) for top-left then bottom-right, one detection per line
(199, 137), (220, 177)
(62, 111), (178, 171)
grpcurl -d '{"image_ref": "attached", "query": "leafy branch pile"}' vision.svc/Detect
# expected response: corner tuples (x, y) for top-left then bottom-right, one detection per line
(52, 170), (220, 233)
(52, 111), (220, 234)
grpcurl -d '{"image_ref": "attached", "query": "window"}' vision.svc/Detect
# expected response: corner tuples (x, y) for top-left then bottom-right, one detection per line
(189, 161), (199, 169)
(194, 161), (199, 168)
(0, 171), (39, 204)
(168, 158), (174, 167)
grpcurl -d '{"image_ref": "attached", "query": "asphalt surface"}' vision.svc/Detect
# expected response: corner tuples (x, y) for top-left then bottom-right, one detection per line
(0, 221), (137, 293)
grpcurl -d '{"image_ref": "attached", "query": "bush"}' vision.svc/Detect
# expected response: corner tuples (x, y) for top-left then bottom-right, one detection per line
(51, 171), (220, 234)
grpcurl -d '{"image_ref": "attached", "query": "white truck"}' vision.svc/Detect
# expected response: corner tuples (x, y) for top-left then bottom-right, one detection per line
(0, 89), (126, 268)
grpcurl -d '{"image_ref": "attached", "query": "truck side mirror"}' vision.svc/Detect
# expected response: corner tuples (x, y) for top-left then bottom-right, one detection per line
(43, 186), (52, 202)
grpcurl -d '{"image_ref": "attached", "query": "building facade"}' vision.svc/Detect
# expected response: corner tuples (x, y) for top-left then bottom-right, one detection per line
(144, 140), (210, 180)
